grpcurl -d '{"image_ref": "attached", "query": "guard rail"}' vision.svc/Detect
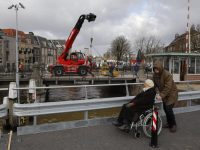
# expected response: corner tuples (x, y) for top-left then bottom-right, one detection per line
(13, 90), (200, 117)
(10, 81), (200, 135)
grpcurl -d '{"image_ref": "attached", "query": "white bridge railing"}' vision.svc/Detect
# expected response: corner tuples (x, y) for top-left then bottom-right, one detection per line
(1, 80), (200, 135)
(12, 90), (200, 117)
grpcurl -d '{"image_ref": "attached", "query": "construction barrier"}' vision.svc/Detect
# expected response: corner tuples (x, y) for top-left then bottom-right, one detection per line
(149, 110), (159, 148)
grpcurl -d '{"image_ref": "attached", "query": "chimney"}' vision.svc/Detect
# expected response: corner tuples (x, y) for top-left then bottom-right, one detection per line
(29, 32), (34, 36)
(175, 33), (179, 39)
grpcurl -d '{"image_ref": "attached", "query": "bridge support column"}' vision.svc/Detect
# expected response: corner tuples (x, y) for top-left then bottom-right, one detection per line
(55, 78), (58, 85)
(8, 82), (18, 130)
(74, 80), (76, 85)
(91, 80), (94, 85)
(108, 79), (111, 84)
(3, 97), (10, 130)
(28, 79), (36, 122)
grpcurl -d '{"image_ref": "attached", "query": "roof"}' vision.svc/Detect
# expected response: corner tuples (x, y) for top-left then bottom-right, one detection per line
(2, 29), (29, 43)
(165, 29), (199, 48)
(145, 52), (200, 57)
(52, 39), (66, 45)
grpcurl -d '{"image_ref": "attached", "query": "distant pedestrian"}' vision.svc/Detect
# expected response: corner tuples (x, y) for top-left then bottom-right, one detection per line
(19, 63), (23, 73)
(19, 62), (24, 78)
(110, 62), (115, 78)
(153, 61), (178, 133)
(135, 63), (138, 75)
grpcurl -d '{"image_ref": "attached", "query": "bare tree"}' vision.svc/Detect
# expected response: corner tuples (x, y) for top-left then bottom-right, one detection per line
(134, 36), (165, 55)
(108, 35), (132, 61)
(196, 24), (200, 32)
(103, 50), (111, 58)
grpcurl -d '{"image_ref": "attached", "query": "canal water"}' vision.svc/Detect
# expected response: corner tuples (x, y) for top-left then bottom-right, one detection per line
(0, 85), (133, 133)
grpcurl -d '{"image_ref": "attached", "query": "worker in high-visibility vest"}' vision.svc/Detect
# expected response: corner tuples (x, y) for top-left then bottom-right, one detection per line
(19, 63), (23, 77)
(19, 63), (22, 71)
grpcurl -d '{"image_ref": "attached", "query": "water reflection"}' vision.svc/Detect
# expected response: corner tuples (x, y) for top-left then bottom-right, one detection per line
(47, 85), (126, 102)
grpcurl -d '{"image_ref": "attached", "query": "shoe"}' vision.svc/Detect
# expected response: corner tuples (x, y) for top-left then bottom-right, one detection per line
(170, 125), (177, 133)
(112, 121), (123, 126)
(118, 124), (130, 132)
(162, 123), (170, 128)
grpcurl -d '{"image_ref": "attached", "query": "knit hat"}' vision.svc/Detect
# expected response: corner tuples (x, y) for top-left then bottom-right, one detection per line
(145, 79), (154, 88)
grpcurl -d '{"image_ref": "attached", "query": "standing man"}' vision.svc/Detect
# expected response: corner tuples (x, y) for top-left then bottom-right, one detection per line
(153, 61), (178, 133)
(110, 62), (115, 78)
(19, 62), (24, 78)
(135, 63), (138, 75)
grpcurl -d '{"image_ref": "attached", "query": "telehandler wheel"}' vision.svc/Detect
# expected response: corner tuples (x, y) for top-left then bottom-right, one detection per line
(79, 67), (87, 76)
(55, 67), (64, 76)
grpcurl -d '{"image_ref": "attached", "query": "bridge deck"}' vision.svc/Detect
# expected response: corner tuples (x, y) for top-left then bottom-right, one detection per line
(1, 110), (200, 150)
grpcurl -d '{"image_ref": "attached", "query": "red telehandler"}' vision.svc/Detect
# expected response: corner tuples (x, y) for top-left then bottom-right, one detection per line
(50, 13), (96, 76)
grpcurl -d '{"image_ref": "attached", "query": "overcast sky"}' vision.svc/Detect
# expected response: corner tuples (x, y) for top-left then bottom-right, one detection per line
(1, 0), (200, 56)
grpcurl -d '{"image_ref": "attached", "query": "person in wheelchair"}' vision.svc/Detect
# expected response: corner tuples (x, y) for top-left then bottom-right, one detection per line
(112, 79), (156, 131)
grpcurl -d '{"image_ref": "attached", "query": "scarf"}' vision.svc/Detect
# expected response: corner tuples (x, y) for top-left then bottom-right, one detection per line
(142, 87), (151, 92)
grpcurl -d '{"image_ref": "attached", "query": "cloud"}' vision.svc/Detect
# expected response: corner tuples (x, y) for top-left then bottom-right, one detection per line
(1, 0), (200, 56)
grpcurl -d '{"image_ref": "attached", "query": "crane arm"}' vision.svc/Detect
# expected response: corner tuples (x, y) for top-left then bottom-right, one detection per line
(57, 13), (96, 64)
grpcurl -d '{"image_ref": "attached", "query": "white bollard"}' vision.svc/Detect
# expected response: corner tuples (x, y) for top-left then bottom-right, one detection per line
(29, 79), (36, 103)
(3, 97), (9, 109)
(8, 82), (17, 99)
(29, 79), (36, 93)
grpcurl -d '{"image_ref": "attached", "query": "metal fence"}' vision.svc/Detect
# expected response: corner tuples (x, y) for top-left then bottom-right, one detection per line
(0, 65), (142, 79)
(10, 80), (200, 135)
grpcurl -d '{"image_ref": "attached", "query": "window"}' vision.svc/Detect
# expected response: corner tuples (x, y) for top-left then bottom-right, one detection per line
(42, 48), (44, 54)
(172, 57), (179, 74)
(4, 40), (9, 48)
(42, 41), (46, 46)
(164, 56), (170, 71)
(196, 58), (200, 74)
(6, 51), (9, 61)
(188, 58), (195, 74)
(0, 41), (2, 54)
(0, 58), (2, 65)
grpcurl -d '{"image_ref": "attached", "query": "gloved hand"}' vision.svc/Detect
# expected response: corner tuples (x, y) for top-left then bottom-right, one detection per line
(126, 103), (133, 107)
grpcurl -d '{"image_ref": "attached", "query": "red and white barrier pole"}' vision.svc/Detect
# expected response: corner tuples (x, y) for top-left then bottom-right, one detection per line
(149, 110), (159, 148)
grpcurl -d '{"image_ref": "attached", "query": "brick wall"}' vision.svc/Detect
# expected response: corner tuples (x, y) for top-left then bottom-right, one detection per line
(187, 75), (200, 81)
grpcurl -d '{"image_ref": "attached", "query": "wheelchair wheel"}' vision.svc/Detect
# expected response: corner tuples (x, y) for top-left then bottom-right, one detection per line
(143, 112), (162, 138)
(134, 131), (141, 139)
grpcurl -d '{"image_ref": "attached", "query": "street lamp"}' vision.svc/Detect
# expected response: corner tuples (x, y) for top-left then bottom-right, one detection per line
(126, 53), (128, 72)
(8, 3), (25, 104)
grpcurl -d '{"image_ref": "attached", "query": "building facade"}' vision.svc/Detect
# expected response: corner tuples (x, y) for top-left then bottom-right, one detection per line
(0, 29), (17, 72)
(164, 28), (200, 53)
(2, 29), (35, 71)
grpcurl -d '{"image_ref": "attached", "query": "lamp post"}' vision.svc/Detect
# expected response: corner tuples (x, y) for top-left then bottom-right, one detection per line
(126, 53), (128, 72)
(8, 3), (25, 104)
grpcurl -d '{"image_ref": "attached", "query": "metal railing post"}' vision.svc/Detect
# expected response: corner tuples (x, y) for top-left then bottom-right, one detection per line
(34, 87), (37, 126)
(84, 111), (88, 120)
(125, 82), (129, 96)
(187, 81), (191, 106)
(84, 86), (88, 100)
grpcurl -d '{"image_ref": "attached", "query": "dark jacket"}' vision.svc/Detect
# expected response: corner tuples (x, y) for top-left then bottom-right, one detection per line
(153, 61), (178, 105)
(118, 87), (156, 122)
(110, 64), (115, 72)
(130, 87), (156, 111)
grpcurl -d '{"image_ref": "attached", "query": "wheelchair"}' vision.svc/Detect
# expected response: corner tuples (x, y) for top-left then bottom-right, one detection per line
(129, 108), (162, 139)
